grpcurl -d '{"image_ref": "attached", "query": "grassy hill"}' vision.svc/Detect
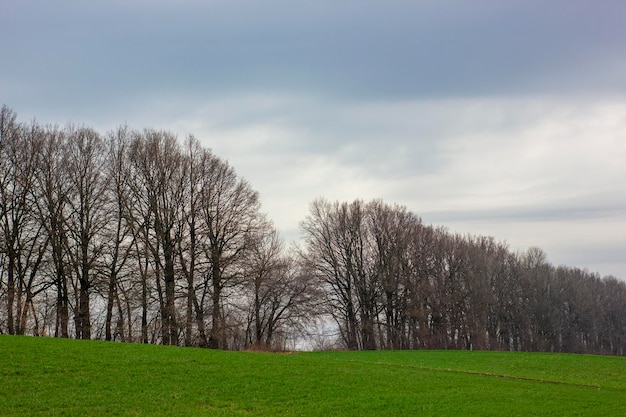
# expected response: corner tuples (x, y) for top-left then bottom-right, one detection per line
(1, 336), (624, 416)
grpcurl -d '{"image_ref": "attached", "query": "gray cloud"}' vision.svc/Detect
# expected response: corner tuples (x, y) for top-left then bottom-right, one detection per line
(3, 0), (626, 110)
(2, 0), (626, 278)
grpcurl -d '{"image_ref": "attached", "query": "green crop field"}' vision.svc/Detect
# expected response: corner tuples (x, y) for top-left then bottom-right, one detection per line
(1, 336), (624, 416)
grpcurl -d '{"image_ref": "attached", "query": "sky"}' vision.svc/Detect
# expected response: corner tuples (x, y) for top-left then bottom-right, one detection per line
(2, 0), (625, 279)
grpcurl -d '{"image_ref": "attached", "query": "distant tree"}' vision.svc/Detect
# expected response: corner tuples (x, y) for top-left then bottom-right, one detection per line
(242, 222), (317, 350)
(484, 242), (521, 351)
(597, 276), (626, 355)
(367, 200), (425, 349)
(300, 199), (378, 350)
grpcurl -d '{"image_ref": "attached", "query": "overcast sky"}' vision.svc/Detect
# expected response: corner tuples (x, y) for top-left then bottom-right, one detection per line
(2, 0), (625, 279)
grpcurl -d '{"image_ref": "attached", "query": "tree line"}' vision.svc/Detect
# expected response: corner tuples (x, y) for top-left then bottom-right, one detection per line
(301, 199), (625, 354)
(0, 105), (316, 350)
(1, 105), (625, 355)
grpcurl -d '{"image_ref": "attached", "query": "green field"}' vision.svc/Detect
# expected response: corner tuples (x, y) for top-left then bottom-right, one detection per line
(1, 336), (624, 416)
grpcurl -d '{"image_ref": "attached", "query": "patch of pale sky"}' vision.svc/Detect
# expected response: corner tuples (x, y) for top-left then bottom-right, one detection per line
(6, 96), (626, 280)
(158, 94), (626, 278)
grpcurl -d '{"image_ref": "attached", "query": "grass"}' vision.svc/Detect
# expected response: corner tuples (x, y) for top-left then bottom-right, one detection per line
(1, 336), (624, 416)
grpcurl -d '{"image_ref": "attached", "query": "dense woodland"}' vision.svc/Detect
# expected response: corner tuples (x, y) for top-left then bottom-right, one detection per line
(1, 105), (625, 355)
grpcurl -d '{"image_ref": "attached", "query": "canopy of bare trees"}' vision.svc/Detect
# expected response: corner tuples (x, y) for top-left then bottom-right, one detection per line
(300, 198), (625, 355)
(1, 105), (625, 355)
(0, 106), (314, 350)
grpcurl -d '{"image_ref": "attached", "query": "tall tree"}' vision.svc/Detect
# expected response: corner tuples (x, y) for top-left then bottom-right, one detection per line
(367, 200), (425, 349)
(103, 126), (136, 341)
(127, 130), (187, 345)
(33, 126), (72, 338)
(0, 110), (49, 335)
(198, 154), (261, 349)
(177, 136), (210, 347)
(301, 199), (368, 349)
(64, 126), (109, 339)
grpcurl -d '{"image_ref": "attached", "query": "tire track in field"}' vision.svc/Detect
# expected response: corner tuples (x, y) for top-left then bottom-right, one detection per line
(336, 359), (604, 389)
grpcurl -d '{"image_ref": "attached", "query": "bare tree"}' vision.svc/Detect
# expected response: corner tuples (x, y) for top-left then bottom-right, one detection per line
(0, 105), (23, 334)
(597, 276), (626, 355)
(127, 130), (187, 345)
(367, 200), (427, 349)
(485, 241), (521, 351)
(242, 222), (317, 350)
(300, 199), (373, 349)
(103, 126), (136, 341)
(63, 126), (109, 339)
(0, 110), (49, 335)
(198, 154), (261, 349)
(32, 126), (75, 338)
(177, 136), (210, 347)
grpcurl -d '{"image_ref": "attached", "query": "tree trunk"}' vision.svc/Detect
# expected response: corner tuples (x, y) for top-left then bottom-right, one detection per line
(6, 258), (15, 335)
(141, 269), (148, 344)
(105, 270), (117, 341)
(209, 258), (222, 349)
(185, 283), (193, 346)
(254, 278), (262, 345)
(163, 233), (177, 346)
(56, 272), (69, 338)
(192, 287), (208, 347)
(77, 277), (91, 339)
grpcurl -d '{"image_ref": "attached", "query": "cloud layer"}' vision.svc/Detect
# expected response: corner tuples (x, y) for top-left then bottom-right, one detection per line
(2, 0), (625, 278)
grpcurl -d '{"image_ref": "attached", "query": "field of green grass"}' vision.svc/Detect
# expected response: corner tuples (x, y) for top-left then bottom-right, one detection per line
(1, 335), (624, 416)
